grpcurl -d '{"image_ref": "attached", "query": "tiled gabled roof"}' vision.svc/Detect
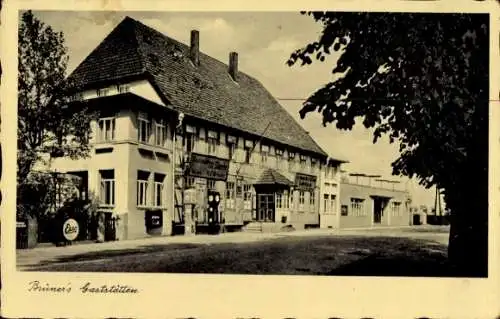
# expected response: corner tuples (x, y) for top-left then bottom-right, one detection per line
(255, 169), (294, 186)
(68, 16), (328, 157)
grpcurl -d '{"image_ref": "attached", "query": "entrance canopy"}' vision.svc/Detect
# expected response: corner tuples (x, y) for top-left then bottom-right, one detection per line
(254, 169), (293, 187)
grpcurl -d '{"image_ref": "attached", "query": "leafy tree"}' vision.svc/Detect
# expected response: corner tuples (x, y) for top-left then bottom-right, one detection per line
(17, 10), (97, 207)
(288, 12), (489, 276)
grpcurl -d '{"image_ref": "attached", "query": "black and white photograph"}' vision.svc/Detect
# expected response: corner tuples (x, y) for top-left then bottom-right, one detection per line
(1, 0), (499, 318)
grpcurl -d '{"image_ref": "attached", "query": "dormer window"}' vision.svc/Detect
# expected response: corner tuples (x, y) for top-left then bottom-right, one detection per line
(97, 88), (110, 97)
(117, 84), (130, 94)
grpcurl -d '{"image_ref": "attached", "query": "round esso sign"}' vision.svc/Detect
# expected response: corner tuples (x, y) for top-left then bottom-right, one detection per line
(63, 218), (79, 241)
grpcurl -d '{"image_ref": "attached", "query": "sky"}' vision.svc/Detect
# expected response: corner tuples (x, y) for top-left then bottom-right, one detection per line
(30, 10), (438, 207)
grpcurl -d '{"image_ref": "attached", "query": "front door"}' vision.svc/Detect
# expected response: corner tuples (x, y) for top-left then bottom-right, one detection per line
(373, 199), (382, 224)
(257, 194), (275, 222)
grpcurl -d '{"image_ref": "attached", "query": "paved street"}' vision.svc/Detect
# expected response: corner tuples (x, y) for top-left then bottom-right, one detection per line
(17, 226), (451, 276)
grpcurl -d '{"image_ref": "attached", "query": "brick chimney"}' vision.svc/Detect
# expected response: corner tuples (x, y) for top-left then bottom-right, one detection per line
(229, 52), (238, 81)
(190, 30), (200, 66)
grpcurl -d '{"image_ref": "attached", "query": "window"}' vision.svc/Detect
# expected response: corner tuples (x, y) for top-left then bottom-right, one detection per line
(311, 159), (317, 174)
(206, 130), (218, 155)
(236, 182), (243, 198)
(207, 179), (216, 190)
(225, 182), (235, 209)
(154, 173), (165, 207)
(323, 194), (329, 213)
(276, 192), (282, 209)
(330, 194), (337, 214)
(99, 170), (115, 206)
(341, 205), (348, 216)
(155, 119), (167, 147)
(244, 147), (252, 163)
(300, 155), (307, 170)
(309, 191), (315, 207)
(184, 133), (195, 153)
(351, 198), (365, 216)
(228, 143), (236, 161)
(138, 113), (151, 144)
(288, 152), (296, 171)
(299, 191), (305, 210)
(207, 137), (217, 155)
(185, 176), (195, 188)
(98, 118), (115, 142)
(276, 149), (283, 169)
(243, 184), (252, 209)
(137, 170), (150, 207)
(392, 201), (401, 216)
(261, 145), (269, 164)
(283, 190), (289, 209)
(117, 84), (130, 93)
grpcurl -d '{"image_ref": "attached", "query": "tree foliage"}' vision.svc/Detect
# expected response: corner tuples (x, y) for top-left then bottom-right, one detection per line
(288, 12), (488, 189)
(17, 10), (97, 183)
(288, 12), (489, 276)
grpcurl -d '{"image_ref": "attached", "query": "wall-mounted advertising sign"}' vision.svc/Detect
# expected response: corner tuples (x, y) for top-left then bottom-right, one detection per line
(295, 173), (317, 190)
(187, 153), (230, 181)
(62, 218), (79, 241)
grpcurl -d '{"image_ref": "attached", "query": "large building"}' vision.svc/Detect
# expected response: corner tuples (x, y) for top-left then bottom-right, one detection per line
(50, 17), (346, 240)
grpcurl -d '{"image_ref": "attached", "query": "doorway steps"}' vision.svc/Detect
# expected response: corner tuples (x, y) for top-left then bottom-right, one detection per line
(242, 222), (295, 233)
(242, 222), (263, 233)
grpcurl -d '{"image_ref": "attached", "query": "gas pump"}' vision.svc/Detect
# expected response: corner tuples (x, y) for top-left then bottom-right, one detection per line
(207, 190), (221, 234)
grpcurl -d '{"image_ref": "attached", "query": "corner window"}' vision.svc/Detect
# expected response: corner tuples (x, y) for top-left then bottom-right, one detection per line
(138, 112), (151, 144)
(137, 170), (150, 207)
(99, 169), (115, 206)
(98, 118), (115, 142)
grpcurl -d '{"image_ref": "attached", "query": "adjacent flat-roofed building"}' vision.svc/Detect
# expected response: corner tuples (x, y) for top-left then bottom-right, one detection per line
(339, 173), (411, 228)
(51, 17), (346, 240)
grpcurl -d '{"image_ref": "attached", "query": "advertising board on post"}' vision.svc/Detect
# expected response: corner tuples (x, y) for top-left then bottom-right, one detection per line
(62, 218), (79, 241)
(187, 153), (230, 181)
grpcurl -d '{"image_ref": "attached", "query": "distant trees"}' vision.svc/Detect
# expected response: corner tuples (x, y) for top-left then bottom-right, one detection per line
(288, 12), (488, 276)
